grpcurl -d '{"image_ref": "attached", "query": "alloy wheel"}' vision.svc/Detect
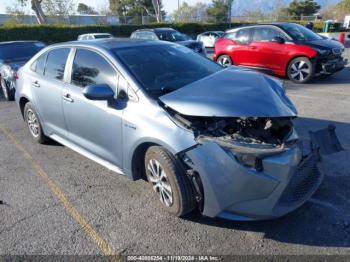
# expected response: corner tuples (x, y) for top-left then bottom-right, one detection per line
(147, 159), (173, 207)
(26, 109), (40, 138)
(290, 60), (311, 82)
(217, 56), (232, 67)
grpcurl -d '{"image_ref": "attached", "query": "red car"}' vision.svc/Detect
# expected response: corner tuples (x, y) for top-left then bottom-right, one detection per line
(214, 23), (347, 83)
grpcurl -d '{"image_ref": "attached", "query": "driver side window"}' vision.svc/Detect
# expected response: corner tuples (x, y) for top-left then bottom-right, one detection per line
(71, 49), (118, 91)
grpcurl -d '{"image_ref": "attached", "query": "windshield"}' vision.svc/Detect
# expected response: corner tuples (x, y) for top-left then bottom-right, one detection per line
(0, 42), (45, 61)
(280, 23), (323, 41)
(113, 44), (222, 98)
(156, 31), (187, 42)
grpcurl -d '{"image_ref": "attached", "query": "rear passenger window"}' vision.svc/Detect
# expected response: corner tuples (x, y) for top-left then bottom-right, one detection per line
(236, 29), (251, 44)
(252, 27), (287, 42)
(31, 53), (47, 75)
(44, 48), (70, 81)
(71, 49), (117, 89)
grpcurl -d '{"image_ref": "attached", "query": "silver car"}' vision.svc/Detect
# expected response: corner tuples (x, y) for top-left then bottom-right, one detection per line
(15, 39), (322, 221)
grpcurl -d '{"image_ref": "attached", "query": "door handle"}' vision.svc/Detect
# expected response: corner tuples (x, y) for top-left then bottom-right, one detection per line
(32, 81), (40, 88)
(63, 93), (74, 103)
(249, 46), (257, 50)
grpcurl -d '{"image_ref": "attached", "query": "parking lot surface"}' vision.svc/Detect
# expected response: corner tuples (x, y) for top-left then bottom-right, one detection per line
(0, 50), (350, 256)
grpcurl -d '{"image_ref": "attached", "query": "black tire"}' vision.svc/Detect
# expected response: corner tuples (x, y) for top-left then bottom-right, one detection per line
(1, 78), (15, 101)
(287, 57), (314, 84)
(145, 146), (196, 217)
(24, 102), (48, 144)
(217, 55), (233, 67)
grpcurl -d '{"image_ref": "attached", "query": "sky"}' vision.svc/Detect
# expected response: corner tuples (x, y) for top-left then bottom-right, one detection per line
(0, 0), (212, 15)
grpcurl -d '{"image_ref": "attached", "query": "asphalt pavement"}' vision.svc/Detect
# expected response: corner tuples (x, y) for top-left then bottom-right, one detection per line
(0, 50), (350, 256)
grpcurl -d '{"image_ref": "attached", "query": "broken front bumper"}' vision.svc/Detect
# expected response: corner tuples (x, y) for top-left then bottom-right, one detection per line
(317, 57), (348, 75)
(184, 142), (322, 221)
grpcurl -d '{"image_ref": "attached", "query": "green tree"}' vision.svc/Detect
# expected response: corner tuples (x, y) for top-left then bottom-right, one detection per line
(13, 0), (74, 24)
(42, 0), (74, 16)
(287, 0), (321, 19)
(77, 3), (97, 14)
(173, 2), (208, 22)
(320, 0), (350, 20)
(109, 0), (165, 23)
(207, 0), (230, 23)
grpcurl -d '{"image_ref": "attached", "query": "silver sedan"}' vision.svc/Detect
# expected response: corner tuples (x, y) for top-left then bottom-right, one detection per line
(15, 39), (322, 221)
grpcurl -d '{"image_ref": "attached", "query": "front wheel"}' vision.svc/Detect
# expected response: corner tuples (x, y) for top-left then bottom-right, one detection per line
(1, 78), (15, 101)
(287, 57), (314, 84)
(217, 55), (233, 67)
(145, 146), (196, 217)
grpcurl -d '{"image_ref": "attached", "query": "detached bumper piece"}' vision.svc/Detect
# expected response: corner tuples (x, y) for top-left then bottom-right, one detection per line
(309, 125), (344, 156)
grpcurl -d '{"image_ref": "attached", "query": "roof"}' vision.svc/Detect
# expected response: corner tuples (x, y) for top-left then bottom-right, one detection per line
(226, 22), (297, 33)
(79, 33), (112, 36)
(52, 38), (171, 51)
(135, 27), (175, 32)
(0, 40), (43, 46)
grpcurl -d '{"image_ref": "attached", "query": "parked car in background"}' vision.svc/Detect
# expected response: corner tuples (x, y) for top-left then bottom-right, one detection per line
(78, 33), (113, 41)
(130, 28), (206, 56)
(0, 41), (46, 101)
(16, 39), (322, 221)
(197, 31), (224, 48)
(214, 23), (347, 83)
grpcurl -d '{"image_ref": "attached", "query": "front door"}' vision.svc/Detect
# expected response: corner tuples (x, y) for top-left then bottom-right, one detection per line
(62, 48), (123, 168)
(249, 27), (289, 74)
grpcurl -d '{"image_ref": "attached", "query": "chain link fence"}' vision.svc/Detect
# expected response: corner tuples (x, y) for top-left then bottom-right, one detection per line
(0, 13), (326, 26)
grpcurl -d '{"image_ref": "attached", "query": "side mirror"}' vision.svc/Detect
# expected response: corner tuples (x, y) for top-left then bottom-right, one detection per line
(83, 84), (115, 101)
(272, 36), (285, 44)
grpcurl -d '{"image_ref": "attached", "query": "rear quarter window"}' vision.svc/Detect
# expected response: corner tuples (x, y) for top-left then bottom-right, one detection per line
(31, 53), (47, 75)
(44, 48), (70, 81)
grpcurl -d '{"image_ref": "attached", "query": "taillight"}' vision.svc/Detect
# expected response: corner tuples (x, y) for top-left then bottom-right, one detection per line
(15, 72), (19, 80)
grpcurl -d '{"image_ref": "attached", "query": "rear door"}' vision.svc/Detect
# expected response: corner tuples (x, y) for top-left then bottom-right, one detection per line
(226, 28), (254, 66)
(30, 48), (71, 138)
(62, 48), (123, 167)
(249, 26), (290, 73)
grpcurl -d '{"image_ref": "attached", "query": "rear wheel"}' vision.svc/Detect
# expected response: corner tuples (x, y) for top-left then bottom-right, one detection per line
(287, 57), (314, 84)
(217, 55), (233, 67)
(24, 102), (48, 144)
(1, 78), (15, 101)
(145, 146), (196, 217)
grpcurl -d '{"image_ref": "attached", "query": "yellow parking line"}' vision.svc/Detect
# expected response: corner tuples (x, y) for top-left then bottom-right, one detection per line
(0, 127), (116, 257)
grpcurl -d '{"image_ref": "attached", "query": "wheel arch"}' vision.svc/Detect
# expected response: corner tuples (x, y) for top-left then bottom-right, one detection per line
(19, 96), (30, 119)
(285, 55), (314, 77)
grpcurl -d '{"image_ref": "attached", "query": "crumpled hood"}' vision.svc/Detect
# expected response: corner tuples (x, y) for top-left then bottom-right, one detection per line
(159, 67), (297, 117)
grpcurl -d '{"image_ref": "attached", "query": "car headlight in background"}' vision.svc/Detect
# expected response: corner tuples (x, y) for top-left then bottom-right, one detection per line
(0, 65), (15, 79)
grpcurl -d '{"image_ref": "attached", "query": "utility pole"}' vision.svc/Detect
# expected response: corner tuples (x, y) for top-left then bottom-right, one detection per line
(227, 0), (233, 27)
(178, 0), (180, 11)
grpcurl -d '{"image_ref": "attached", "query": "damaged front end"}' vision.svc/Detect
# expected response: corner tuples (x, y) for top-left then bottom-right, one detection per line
(169, 111), (322, 220)
(159, 69), (323, 220)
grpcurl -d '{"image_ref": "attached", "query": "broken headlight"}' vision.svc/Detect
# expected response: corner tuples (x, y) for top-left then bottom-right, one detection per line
(224, 148), (263, 171)
(235, 153), (263, 171)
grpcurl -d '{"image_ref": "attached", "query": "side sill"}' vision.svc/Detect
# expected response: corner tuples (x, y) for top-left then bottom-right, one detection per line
(50, 134), (125, 176)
